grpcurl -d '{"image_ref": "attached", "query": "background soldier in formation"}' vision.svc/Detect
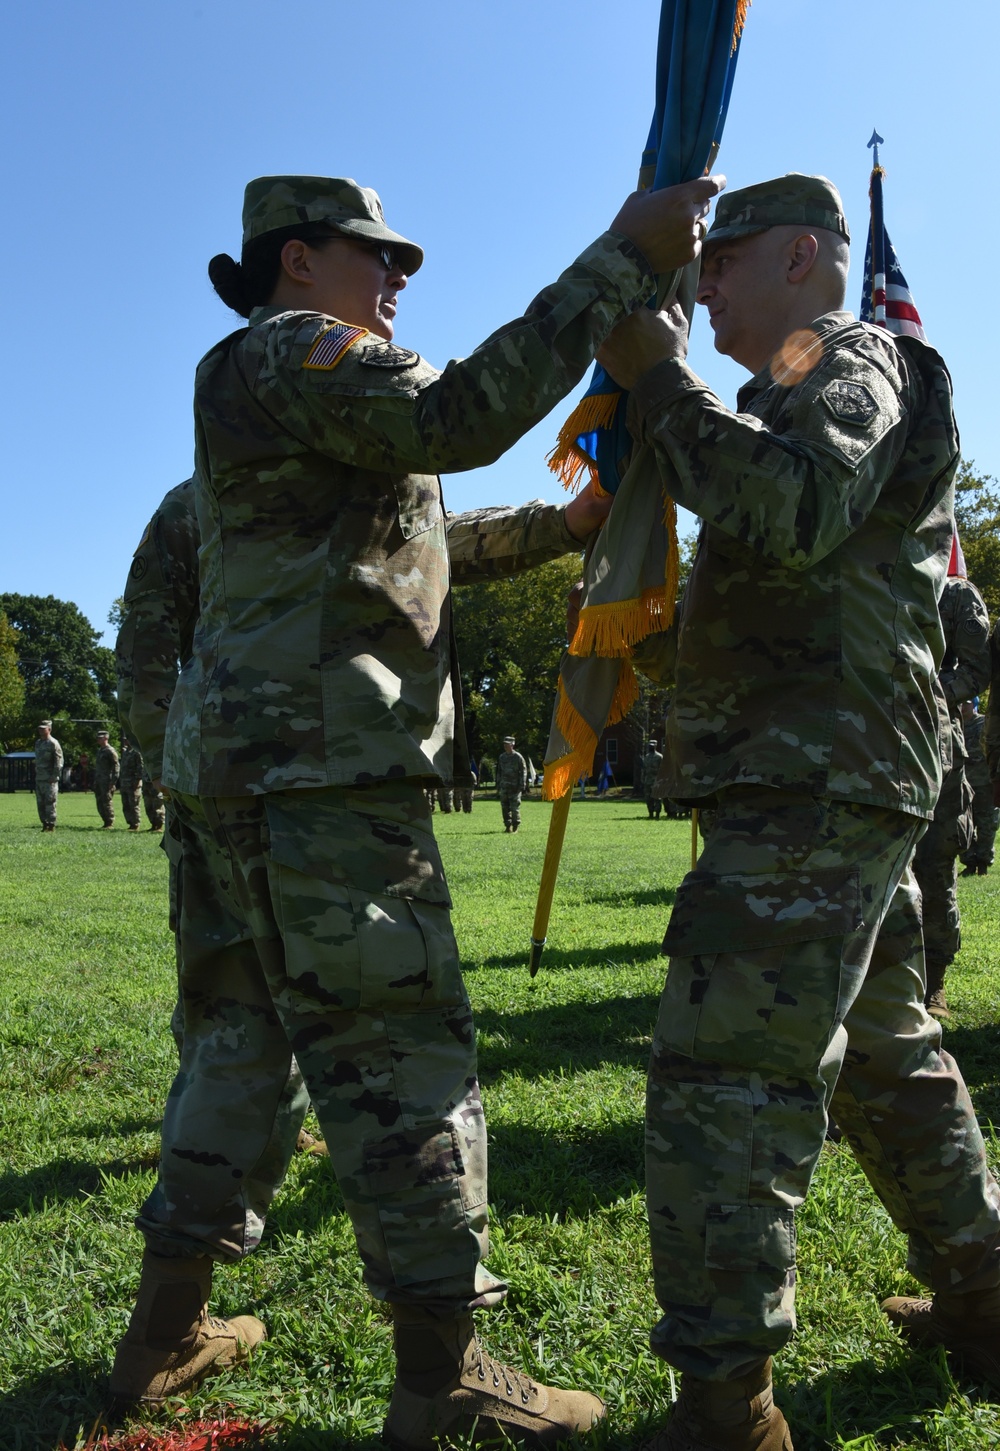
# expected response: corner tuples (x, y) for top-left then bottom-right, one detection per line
(93, 729), (120, 829)
(641, 738), (664, 819)
(959, 698), (996, 876)
(601, 172), (1000, 1450)
(912, 558), (990, 1018)
(33, 718), (63, 831)
(496, 735), (528, 832)
(108, 167), (714, 1447)
(142, 771), (166, 831)
(454, 767), (476, 814)
(119, 739), (145, 831)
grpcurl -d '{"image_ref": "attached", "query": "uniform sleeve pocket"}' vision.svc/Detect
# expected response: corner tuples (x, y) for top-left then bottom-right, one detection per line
(393, 474), (443, 539)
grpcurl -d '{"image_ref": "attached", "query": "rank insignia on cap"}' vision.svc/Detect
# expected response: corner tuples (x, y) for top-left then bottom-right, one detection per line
(359, 342), (420, 369)
(303, 322), (368, 371)
(821, 380), (877, 426)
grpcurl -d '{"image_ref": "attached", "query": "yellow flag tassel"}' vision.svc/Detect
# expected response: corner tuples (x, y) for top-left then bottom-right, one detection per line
(546, 392), (621, 492)
(732, 0), (751, 52)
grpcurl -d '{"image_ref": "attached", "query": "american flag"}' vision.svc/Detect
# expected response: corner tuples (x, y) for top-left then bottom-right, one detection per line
(860, 157), (927, 341)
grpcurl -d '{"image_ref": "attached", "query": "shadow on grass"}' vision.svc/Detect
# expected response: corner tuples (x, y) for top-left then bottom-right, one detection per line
(470, 942), (667, 973)
(0, 1152), (159, 1220)
(0, 1361), (115, 1451)
(937, 1021), (1000, 1124)
(0, 1365), (384, 1451)
(783, 1347), (996, 1449)
(475, 991), (660, 1076)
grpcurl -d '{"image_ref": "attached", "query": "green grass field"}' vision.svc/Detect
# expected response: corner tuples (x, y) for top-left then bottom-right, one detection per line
(2, 789), (1000, 1450)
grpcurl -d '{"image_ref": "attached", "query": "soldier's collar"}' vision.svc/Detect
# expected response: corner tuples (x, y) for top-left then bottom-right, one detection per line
(741, 310), (856, 400)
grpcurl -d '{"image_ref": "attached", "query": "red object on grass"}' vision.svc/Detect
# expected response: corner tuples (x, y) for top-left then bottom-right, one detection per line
(70, 1417), (273, 1451)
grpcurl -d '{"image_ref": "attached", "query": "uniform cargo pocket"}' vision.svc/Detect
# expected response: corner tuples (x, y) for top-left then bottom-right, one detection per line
(704, 1203), (796, 1274)
(655, 868), (861, 1065)
(663, 867), (861, 957)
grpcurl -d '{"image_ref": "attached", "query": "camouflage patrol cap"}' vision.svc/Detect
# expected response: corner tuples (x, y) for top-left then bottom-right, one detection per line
(38, 718), (52, 728)
(503, 736), (516, 744)
(706, 173), (850, 247)
(242, 176), (424, 274)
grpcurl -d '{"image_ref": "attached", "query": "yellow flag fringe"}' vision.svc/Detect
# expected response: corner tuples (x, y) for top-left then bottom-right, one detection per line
(542, 664), (640, 800)
(732, 0), (751, 53)
(569, 586), (667, 657)
(546, 392), (621, 492)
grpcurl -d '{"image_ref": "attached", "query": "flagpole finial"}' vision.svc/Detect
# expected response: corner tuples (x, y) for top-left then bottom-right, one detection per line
(867, 128), (884, 169)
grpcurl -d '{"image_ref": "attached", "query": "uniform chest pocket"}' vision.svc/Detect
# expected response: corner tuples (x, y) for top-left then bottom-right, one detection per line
(393, 474), (443, 540)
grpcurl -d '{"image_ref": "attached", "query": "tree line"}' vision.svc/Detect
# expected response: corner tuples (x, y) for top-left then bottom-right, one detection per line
(3, 462), (999, 763)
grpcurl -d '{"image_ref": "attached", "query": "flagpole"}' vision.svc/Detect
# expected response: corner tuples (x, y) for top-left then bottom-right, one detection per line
(529, 787), (573, 976)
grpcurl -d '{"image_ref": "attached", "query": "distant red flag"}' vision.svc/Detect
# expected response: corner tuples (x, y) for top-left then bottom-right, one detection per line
(860, 158), (927, 341)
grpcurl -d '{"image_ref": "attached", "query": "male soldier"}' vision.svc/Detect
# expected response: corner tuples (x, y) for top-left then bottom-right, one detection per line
(33, 718), (63, 831)
(496, 735), (528, 832)
(960, 698), (996, 876)
(93, 729), (120, 828)
(119, 738), (145, 831)
(642, 738), (664, 819)
(912, 551), (990, 1017)
(600, 174), (1000, 1450)
(110, 169), (719, 1446)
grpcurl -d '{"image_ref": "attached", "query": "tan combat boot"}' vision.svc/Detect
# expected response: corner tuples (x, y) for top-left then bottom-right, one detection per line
(923, 962), (950, 1020)
(383, 1308), (606, 1449)
(109, 1251), (266, 1403)
(644, 1360), (793, 1451)
(882, 1284), (1000, 1388)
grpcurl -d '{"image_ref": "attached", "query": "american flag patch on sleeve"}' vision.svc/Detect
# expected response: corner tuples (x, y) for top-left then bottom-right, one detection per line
(302, 322), (368, 371)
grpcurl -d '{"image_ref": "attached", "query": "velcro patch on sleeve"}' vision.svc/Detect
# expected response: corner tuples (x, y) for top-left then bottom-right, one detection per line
(302, 322), (369, 371)
(358, 342), (420, 369)
(821, 379), (877, 426)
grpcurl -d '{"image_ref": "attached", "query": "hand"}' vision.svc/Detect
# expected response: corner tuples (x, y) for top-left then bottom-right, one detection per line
(597, 302), (689, 390)
(612, 175), (725, 273)
(565, 477), (613, 541)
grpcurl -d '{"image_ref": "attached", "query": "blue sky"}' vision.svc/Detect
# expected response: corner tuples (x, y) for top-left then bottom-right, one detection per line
(2, 1), (995, 645)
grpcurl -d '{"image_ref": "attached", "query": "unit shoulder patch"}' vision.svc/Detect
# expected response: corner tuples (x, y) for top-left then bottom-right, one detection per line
(821, 379), (877, 426)
(302, 322), (369, 371)
(358, 342), (420, 370)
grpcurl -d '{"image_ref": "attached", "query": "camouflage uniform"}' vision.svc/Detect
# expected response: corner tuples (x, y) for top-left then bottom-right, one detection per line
(912, 576), (990, 1002)
(641, 743), (664, 819)
(496, 747), (528, 831)
(147, 181), (651, 1320)
(119, 743), (145, 830)
(142, 771), (166, 830)
(961, 708), (996, 871)
(94, 740), (120, 827)
(628, 191), (1000, 1378)
(116, 479), (200, 784)
(33, 730), (63, 829)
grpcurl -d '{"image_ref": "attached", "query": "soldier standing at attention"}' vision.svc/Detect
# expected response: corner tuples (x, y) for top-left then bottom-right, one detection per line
(496, 736), (528, 832)
(119, 738), (144, 831)
(93, 729), (119, 829)
(642, 738), (664, 819)
(109, 169), (721, 1445)
(960, 698), (996, 876)
(600, 173), (1000, 1450)
(912, 551), (990, 1018)
(33, 718), (63, 831)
